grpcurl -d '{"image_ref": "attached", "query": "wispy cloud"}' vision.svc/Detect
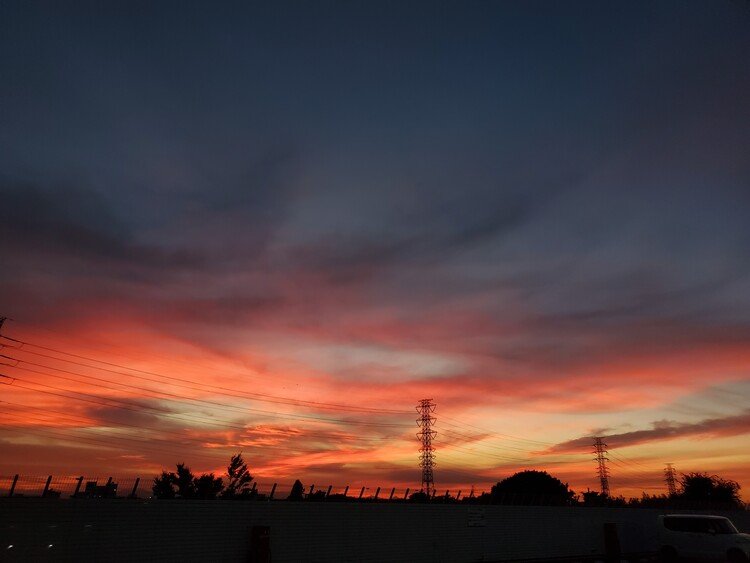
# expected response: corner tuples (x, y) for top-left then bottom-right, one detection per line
(546, 410), (750, 454)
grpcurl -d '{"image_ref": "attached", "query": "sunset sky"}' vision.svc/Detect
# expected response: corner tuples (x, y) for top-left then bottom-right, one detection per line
(1, 1), (749, 499)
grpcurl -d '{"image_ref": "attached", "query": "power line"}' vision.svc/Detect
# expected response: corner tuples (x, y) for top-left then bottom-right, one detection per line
(437, 425), (548, 455)
(0, 398), (386, 456)
(609, 449), (656, 471)
(0, 325), (569, 457)
(0, 409), (230, 463)
(0, 358), (411, 429)
(0, 374), (407, 442)
(440, 415), (555, 447)
(0, 334), (409, 415)
(437, 428), (540, 462)
(2, 319), (337, 396)
(607, 452), (658, 479)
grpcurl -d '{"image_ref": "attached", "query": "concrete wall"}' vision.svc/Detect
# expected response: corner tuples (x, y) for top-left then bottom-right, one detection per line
(2, 499), (749, 562)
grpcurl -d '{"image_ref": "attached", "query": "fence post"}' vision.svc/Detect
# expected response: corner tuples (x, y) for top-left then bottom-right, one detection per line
(269, 483), (277, 500)
(374, 487), (380, 500)
(73, 476), (84, 497)
(251, 482), (257, 495)
(358, 486), (365, 500)
(42, 475), (52, 497)
(343, 485), (349, 498)
(325, 485), (332, 498)
(456, 490), (462, 501)
(404, 488), (410, 499)
(9, 474), (18, 497)
(389, 487), (395, 500)
(444, 490), (449, 501)
(308, 484), (314, 498)
(129, 477), (140, 499)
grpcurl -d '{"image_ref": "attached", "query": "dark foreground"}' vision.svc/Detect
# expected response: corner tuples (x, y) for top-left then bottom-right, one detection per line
(2, 499), (748, 562)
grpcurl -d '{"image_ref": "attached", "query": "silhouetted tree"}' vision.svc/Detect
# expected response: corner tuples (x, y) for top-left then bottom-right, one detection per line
(174, 463), (196, 498)
(679, 472), (742, 507)
(194, 473), (224, 499)
(288, 479), (305, 501)
(152, 470), (176, 499)
(491, 470), (576, 505)
(408, 491), (429, 503)
(627, 493), (671, 509)
(153, 464), (199, 499)
(222, 453), (253, 499)
(582, 489), (607, 506)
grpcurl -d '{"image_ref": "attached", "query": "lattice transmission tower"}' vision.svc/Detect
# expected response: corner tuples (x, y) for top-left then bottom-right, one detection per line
(664, 463), (677, 496)
(416, 399), (436, 497)
(593, 437), (610, 497)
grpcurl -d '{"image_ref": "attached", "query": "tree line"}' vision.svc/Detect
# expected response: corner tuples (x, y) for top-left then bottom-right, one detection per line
(152, 458), (744, 510)
(472, 470), (744, 510)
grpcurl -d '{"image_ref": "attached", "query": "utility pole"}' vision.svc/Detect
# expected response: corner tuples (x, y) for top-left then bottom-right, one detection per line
(664, 463), (677, 496)
(416, 399), (436, 498)
(593, 437), (610, 497)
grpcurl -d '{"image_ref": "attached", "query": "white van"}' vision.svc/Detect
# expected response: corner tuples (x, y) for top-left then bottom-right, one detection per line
(657, 514), (750, 561)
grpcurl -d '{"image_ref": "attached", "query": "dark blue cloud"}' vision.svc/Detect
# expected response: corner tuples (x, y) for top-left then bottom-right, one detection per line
(1, 0), (749, 366)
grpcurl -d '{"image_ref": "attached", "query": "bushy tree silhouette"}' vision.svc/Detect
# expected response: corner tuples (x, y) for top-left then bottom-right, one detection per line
(152, 462), (227, 499)
(222, 453), (253, 499)
(195, 473), (224, 499)
(152, 470), (176, 499)
(581, 489), (607, 506)
(491, 470), (576, 505)
(408, 491), (429, 503)
(174, 463), (197, 498)
(627, 493), (671, 509)
(679, 472), (742, 507)
(288, 479), (305, 501)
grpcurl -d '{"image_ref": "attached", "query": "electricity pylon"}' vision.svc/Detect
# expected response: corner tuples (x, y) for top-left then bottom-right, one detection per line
(593, 437), (610, 497)
(416, 399), (436, 497)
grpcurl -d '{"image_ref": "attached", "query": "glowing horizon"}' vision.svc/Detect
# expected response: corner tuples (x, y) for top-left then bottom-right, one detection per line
(1, 318), (748, 501)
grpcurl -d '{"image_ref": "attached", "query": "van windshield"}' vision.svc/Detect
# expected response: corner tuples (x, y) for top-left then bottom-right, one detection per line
(711, 519), (738, 535)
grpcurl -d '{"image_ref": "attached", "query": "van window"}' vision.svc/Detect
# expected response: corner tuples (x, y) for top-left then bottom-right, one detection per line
(663, 517), (737, 535)
(664, 517), (694, 532)
(709, 519), (738, 535)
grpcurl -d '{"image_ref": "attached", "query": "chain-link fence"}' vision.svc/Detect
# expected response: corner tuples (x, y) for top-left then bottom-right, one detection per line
(0, 475), (144, 498)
